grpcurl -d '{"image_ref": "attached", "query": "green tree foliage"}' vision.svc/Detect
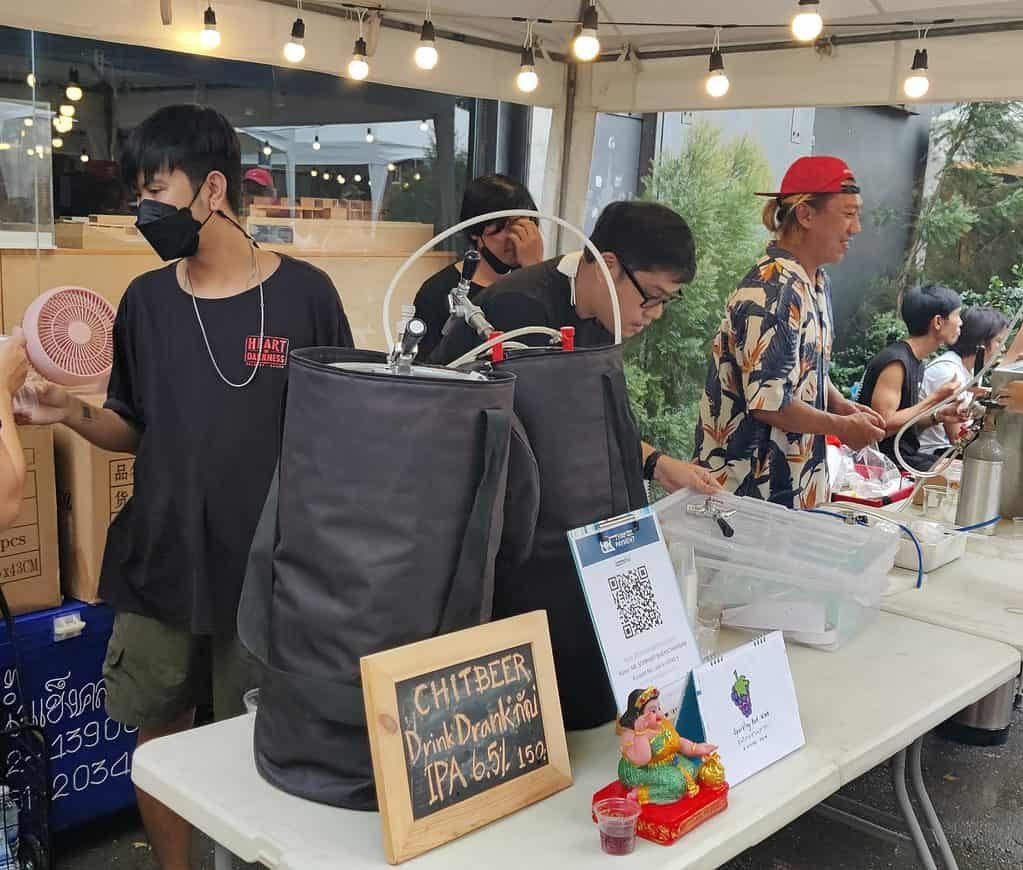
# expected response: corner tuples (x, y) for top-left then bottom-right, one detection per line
(626, 123), (771, 459)
(832, 102), (1023, 395)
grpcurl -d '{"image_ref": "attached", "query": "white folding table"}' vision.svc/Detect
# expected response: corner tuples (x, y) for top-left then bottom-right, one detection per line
(132, 612), (1019, 870)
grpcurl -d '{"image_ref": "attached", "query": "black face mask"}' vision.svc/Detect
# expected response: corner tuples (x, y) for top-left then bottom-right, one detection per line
(136, 186), (214, 261)
(478, 239), (519, 276)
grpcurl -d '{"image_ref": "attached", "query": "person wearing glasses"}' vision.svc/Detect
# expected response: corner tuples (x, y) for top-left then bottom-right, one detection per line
(695, 156), (885, 508)
(431, 200), (720, 494)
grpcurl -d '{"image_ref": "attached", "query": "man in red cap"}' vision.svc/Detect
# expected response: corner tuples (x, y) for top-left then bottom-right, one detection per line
(242, 166), (276, 209)
(694, 156), (885, 508)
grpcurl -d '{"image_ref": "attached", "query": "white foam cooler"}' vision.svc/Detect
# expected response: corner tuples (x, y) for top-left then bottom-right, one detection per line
(653, 489), (899, 650)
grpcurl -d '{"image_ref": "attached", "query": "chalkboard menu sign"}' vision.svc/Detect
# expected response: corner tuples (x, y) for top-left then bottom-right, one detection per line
(396, 642), (549, 819)
(362, 612), (572, 865)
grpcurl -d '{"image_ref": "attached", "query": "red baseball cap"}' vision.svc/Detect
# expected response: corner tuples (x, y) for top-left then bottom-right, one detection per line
(244, 167), (274, 188)
(756, 156), (860, 198)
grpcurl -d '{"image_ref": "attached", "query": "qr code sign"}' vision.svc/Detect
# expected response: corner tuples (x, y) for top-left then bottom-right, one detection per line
(608, 565), (662, 639)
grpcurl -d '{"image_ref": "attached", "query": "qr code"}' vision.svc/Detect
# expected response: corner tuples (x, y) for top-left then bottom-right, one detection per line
(608, 566), (662, 639)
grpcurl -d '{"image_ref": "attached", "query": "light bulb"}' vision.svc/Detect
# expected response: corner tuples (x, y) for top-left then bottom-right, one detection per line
(705, 49), (729, 98)
(419, 120), (429, 132)
(365, 128), (375, 143)
(25, 73), (35, 88)
(52, 137), (63, 148)
(403, 181), (410, 190)
(904, 48), (930, 99)
(387, 163), (396, 171)
(80, 150), (89, 163)
(59, 105), (75, 118)
(415, 20), (439, 70)
(791, 0), (823, 42)
(338, 175), (346, 184)
(706, 71), (730, 98)
(262, 142), (272, 156)
(284, 18), (306, 63)
(516, 47), (539, 93)
(573, 6), (600, 61)
(200, 6), (221, 50)
(57, 116), (73, 134)
(354, 174), (362, 182)
(323, 172), (331, 180)
(23, 118), (33, 127)
(414, 172), (422, 181)
(348, 37), (370, 81)
(65, 69), (83, 101)
(312, 135), (321, 151)
(311, 169), (318, 177)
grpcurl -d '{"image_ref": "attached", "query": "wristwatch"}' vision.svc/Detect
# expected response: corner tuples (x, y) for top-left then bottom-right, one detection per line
(643, 450), (663, 482)
(930, 409), (939, 426)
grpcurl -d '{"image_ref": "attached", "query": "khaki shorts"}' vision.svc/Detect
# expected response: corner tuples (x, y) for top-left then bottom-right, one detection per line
(103, 611), (259, 730)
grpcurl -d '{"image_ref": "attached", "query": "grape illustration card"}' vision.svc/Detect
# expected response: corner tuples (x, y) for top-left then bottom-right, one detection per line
(690, 631), (804, 785)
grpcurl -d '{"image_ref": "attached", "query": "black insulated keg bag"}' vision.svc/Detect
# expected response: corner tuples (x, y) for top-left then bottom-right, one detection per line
(238, 347), (538, 810)
(487, 343), (647, 732)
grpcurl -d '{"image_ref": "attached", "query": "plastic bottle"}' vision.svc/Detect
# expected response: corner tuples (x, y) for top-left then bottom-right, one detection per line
(0, 785), (20, 870)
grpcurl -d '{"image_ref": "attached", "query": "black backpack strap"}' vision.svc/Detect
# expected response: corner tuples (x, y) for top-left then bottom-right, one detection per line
(238, 466), (368, 727)
(439, 407), (512, 632)
(602, 370), (648, 511)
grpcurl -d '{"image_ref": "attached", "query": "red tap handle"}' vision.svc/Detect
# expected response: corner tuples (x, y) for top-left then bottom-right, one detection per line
(489, 331), (504, 363)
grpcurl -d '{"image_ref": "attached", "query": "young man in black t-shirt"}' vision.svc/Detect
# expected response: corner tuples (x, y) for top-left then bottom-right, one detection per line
(23, 105), (353, 870)
(413, 174), (544, 360)
(858, 284), (966, 470)
(431, 200), (720, 495)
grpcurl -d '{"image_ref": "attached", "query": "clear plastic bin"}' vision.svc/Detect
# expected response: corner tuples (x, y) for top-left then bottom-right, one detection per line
(653, 489), (899, 650)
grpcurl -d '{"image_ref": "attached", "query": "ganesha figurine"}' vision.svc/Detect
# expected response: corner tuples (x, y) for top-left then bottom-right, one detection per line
(591, 686), (729, 846)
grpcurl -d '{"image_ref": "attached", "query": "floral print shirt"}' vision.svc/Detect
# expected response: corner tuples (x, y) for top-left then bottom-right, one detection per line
(695, 243), (834, 509)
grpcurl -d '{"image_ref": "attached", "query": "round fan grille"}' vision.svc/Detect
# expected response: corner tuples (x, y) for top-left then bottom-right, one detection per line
(23, 286), (115, 387)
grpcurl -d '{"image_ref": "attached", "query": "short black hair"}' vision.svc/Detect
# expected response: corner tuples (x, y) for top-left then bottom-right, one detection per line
(586, 201), (697, 284)
(900, 284), (962, 337)
(951, 305), (1010, 358)
(459, 174), (538, 242)
(120, 105), (242, 213)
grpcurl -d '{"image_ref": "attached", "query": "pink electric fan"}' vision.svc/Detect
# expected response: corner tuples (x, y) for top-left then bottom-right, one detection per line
(21, 286), (115, 390)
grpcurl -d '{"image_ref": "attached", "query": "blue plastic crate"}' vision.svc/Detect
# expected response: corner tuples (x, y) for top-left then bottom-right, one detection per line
(0, 599), (136, 832)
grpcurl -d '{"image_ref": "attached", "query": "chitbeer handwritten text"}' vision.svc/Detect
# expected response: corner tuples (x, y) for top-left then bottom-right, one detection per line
(396, 643), (549, 819)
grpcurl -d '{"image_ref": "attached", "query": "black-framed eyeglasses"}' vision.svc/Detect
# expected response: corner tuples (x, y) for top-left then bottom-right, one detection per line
(619, 260), (682, 310)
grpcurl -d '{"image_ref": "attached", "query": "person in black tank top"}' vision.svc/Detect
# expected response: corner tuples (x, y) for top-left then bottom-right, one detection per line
(858, 284), (967, 470)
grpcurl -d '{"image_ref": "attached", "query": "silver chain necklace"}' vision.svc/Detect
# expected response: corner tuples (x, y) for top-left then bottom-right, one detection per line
(183, 243), (265, 389)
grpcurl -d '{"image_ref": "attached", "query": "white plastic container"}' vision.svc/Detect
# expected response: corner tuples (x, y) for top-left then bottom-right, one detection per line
(653, 489), (899, 651)
(894, 524), (967, 574)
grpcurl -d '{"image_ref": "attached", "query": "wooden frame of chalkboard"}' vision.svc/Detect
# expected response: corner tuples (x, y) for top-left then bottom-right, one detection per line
(361, 611), (572, 865)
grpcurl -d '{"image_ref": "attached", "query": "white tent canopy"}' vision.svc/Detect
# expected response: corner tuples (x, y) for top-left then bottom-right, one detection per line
(5, 0), (1022, 226)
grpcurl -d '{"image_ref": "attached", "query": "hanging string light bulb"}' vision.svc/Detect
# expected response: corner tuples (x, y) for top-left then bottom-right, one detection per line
(348, 11), (370, 81)
(263, 141), (272, 157)
(791, 0), (824, 42)
(199, 5), (221, 50)
(419, 119), (429, 132)
(80, 148), (90, 163)
(323, 171), (331, 181)
(387, 162), (397, 171)
(354, 173), (362, 182)
(26, 73), (36, 89)
(904, 32), (930, 100)
(284, 2), (306, 63)
(65, 69), (84, 101)
(51, 137), (63, 149)
(59, 105), (75, 118)
(705, 30), (730, 98)
(311, 169), (318, 177)
(517, 21), (540, 93)
(573, 2), (601, 62)
(338, 174), (346, 184)
(414, 6), (439, 70)
(365, 127), (375, 143)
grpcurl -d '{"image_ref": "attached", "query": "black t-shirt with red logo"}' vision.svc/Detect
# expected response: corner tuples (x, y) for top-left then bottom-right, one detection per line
(101, 253), (353, 634)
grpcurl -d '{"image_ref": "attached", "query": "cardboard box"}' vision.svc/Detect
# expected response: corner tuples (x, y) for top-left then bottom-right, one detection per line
(53, 421), (134, 604)
(1, 426), (62, 615)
